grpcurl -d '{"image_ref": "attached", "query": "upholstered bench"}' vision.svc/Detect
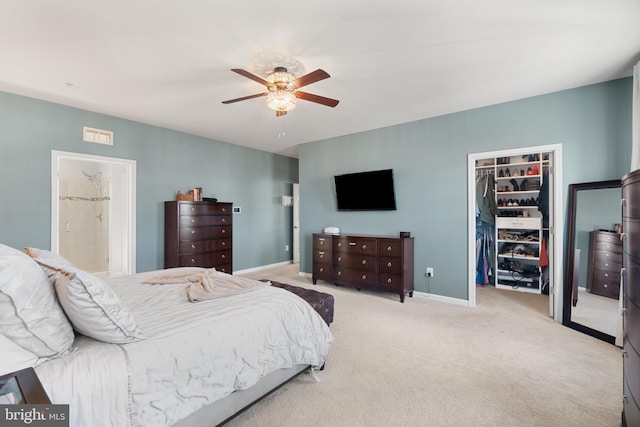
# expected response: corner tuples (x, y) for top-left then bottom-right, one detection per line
(264, 280), (334, 326)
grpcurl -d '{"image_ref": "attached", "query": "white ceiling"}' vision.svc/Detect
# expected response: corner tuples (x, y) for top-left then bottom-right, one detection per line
(1, 1), (639, 158)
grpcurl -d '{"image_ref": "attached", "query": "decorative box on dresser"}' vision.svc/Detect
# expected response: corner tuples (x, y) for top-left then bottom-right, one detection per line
(586, 230), (622, 299)
(164, 201), (233, 273)
(312, 233), (414, 302)
(622, 170), (640, 427)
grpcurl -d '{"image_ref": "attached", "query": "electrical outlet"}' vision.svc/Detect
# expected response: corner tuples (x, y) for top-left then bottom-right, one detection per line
(426, 267), (434, 277)
(285, 244), (289, 252)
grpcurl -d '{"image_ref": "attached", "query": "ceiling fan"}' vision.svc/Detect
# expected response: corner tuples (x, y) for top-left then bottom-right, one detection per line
(222, 67), (339, 117)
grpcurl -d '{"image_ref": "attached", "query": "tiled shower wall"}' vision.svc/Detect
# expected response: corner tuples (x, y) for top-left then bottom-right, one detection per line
(59, 176), (110, 273)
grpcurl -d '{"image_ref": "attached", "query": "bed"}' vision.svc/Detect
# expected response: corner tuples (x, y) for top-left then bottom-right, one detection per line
(0, 244), (333, 427)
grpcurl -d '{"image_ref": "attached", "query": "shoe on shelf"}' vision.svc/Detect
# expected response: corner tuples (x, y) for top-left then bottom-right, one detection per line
(510, 179), (520, 191)
(499, 169), (504, 177)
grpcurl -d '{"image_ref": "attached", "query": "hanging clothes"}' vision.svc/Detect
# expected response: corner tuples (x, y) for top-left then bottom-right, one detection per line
(475, 172), (497, 286)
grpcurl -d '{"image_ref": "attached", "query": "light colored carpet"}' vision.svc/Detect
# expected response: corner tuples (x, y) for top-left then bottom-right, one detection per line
(231, 264), (622, 427)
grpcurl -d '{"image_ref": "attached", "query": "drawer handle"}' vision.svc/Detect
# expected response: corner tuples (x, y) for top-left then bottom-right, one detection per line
(349, 242), (356, 246)
(221, 218), (226, 223)
(338, 242), (342, 247)
(604, 273), (609, 277)
(221, 207), (226, 212)
(337, 271), (342, 276)
(603, 284), (608, 288)
(191, 219), (196, 223)
(191, 207), (195, 212)
(361, 274), (367, 280)
(221, 254), (225, 259)
(191, 258), (196, 263)
(387, 262), (392, 267)
(387, 246), (392, 251)
(387, 278), (392, 284)
(191, 230), (195, 234)
(337, 256), (342, 262)
(362, 244), (367, 249)
(319, 254), (324, 259)
(191, 244), (196, 249)
(222, 229), (226, 233)
(221, 241), (226, 246)
(319, 267), (324, 272)
(362, 260), (367, 265)
(319, 238), (325, 242)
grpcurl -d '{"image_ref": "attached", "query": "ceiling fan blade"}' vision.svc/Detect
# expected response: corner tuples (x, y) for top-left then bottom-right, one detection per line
(293, 69), (330, 89)
(276, 110), (287, 117)
(295, 91), (339, 107)
(221, 93), (268, 104)
(230, 69), (270, 87)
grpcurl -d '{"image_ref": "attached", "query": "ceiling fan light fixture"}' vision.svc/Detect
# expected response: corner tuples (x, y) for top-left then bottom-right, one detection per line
(266, 90), (296, 112)
(266, 67), (296, 91)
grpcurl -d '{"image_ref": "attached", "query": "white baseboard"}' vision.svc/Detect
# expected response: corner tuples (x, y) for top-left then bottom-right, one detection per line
(233, 260), (292, 275)
(412, 290), (471, 307)
(298, 271), (312, 278)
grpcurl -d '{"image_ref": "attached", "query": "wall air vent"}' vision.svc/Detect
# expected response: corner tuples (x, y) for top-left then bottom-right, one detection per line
(83, 127), (113, 146)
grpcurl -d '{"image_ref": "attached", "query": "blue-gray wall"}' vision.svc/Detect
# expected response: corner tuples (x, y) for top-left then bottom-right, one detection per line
(0, 91), (298, 273)
(299, 78), (632, 300)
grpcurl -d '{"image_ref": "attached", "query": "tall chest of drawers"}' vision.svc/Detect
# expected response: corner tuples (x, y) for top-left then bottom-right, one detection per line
(312, 233), (414, 302)
(622, 170), (640, 427)
(164, 201), (233, 273)
(586, 230), (622, 299)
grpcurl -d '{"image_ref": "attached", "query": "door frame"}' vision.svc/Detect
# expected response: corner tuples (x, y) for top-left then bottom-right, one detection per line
(467, 143), (563, 323)
(293, 183), (300, 264)
(51, 150), (136, 275)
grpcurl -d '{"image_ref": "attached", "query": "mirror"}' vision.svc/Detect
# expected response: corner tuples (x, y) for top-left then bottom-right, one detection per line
(563, 180), (622, 344)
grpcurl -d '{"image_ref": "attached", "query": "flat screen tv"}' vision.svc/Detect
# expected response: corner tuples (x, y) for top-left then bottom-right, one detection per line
(334, 169), (397, 211)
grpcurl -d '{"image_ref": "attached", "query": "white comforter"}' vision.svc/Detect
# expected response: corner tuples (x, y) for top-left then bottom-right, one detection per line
(35, 269), (333, 427)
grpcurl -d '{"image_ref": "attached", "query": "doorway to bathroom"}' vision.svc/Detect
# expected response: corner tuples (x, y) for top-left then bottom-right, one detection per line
(51, 151), (136, 277)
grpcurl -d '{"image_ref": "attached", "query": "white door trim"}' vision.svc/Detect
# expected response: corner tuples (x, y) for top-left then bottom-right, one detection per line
(467, 144), (563, 323)
(51, 150), (136, 275)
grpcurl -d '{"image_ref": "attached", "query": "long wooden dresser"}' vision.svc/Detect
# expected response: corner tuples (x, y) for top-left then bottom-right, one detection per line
(312, 233), (414, 302)
(622, 170), (640, 427)
(164, 200), (233, 273)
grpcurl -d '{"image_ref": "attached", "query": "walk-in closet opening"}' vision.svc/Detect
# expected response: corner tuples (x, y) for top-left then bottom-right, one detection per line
(467, 145), (563, 323)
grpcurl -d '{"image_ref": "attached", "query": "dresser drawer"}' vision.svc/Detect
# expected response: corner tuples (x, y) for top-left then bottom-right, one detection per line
(313, 264), (332, 281)
(624, 256), (640, 306)
(378, 239), (402, 257)
(623, 218), (640, 256)
(591, 250), (622, 271)
(314, 235), (332, 249)
(334, 253), (376, 271)
(333, 237), (377, 255)
(179, 215), (231, 227)
(627, 297), (640, 354)
(313, 249), (332, 265)
(624, 334), (640, 407)
(215, 263), (232, 274)
(623, 376), (640, 427)
(378, 273), (402, 292)
(379, 256), (401, 274)
(179, 238), (231, 254)
(589, 268), (620, 299)
(179, 226), (231, 241)
(180, 250), (231, 268)
(334, 267), (377, 287)
(179, 203), (231, 216)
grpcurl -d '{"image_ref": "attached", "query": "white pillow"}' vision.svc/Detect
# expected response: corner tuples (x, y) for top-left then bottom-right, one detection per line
(0, 244), (75, 357)
(0, 332), (40, 376)
(27, 249), (144, 344)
